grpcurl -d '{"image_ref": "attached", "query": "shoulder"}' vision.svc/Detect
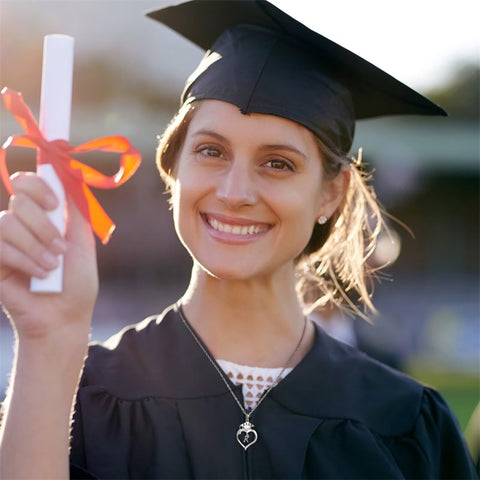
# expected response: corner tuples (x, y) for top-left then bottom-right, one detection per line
(81, 304), (185, 398)
(273, 325), (427, 436)
(86, 305), (175, 364)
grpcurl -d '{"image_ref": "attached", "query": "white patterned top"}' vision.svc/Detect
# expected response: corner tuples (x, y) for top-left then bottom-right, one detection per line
(216, 359), (293, 410)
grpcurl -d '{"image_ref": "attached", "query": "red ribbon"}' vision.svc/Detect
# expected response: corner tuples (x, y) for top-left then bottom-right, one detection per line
(0, 87), (141, 244)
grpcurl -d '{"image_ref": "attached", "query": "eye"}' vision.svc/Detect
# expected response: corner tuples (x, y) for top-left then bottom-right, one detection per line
(264, 158), (294, 172)
(196, 145), (223, 158)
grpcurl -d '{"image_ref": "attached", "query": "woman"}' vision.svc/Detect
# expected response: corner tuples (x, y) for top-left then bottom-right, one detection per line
(0, 1), (476, 478)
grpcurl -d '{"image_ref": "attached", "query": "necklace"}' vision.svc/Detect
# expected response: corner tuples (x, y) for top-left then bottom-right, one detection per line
(177, 305), (307, 451)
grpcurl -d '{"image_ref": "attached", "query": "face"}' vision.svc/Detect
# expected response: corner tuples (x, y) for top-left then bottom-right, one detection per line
(171, 100), (342, 282)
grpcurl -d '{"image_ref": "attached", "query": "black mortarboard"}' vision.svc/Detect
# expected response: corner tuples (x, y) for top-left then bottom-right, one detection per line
(147, 0), (446, 155)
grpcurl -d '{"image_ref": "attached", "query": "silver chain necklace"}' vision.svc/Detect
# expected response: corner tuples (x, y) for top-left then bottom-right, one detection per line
(177, 305), (307, 451)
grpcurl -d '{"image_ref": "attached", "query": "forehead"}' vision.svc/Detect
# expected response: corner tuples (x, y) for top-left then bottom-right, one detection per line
(188, 100), (321, 151)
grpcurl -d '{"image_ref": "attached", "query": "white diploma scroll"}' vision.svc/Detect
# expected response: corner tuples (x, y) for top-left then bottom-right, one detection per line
(30, 34), (74, 293)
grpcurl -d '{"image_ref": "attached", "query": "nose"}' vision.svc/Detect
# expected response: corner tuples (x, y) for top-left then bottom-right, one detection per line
(216, 160), (257, 209)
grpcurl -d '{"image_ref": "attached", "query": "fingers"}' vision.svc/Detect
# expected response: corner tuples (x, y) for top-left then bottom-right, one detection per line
(10, 172), (59, 211)
(0, 233), (50, 279)
(0, 172), (67, 279)
(0, 210), (66, 277)
(9, 192), (66, 247)
(9, 173), (95, 249)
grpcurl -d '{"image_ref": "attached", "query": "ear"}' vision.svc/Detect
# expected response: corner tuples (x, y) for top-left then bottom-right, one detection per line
(317, 167), (350, 221)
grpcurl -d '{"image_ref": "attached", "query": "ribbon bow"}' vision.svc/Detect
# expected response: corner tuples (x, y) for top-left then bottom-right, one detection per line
(0, 87), (141, 244)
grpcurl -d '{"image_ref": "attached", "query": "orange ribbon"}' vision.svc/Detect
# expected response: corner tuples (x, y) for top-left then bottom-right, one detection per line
(0, 87), (141, 244)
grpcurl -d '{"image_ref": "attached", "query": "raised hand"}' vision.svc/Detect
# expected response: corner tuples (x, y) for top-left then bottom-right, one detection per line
(0, 171), (98, 341)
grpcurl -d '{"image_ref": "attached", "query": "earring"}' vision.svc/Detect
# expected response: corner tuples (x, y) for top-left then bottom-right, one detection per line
(317, 215), (327, 225)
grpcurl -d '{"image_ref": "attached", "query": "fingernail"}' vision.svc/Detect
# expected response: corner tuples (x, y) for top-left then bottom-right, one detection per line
(45, 193), (58, 210)
(33, 267), (48, 279)
(50, 237), (68, 254)
(41, 251), (59, 268)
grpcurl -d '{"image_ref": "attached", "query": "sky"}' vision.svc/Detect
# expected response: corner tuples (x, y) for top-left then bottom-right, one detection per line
(273, 0), (479, 91)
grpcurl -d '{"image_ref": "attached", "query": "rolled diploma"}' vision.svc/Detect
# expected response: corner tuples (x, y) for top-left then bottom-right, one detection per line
(30, 35), (74, 293)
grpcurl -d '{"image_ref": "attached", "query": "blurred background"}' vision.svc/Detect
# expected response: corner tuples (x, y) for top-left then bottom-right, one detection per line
(0, 0), (478, 433)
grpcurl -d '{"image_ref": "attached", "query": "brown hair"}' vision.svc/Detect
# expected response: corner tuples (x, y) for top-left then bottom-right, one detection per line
(156, 101), (388, 319)
(296, 144), (386, 319)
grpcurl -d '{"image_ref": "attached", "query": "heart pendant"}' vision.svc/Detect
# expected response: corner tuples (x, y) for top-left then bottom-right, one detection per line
(236, 420), (258, 450)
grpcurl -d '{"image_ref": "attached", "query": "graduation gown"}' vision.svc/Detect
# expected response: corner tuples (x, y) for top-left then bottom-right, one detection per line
(70, 305), (477, 479)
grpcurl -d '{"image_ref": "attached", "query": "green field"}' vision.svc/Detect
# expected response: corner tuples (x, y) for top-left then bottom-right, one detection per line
(407, 361), (480, 432)
(407, 365), (479, 430)
(407, 363), (479, 465)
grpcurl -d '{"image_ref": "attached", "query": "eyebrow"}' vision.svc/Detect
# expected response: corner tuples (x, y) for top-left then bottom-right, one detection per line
(259, 144), (307, 160)
(192, 129), (307, 159)
(192, 129), (231, 145)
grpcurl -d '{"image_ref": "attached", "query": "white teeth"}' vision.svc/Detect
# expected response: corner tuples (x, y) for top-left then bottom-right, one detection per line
(206, 216), (267, 236)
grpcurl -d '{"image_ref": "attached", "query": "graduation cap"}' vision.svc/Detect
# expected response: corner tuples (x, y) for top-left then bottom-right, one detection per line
(147, 0), (446, 155)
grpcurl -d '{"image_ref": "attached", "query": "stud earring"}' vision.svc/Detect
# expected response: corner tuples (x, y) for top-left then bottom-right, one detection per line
(317, 215), (327, 225)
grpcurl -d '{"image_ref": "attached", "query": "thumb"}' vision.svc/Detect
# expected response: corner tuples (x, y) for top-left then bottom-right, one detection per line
(64, 194), (96, 251)
(62, 194), (98, 299)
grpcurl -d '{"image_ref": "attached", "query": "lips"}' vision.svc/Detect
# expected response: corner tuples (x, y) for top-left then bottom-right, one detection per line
(203, 214), (271, 236)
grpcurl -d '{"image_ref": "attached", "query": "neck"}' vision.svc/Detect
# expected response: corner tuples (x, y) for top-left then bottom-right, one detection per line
(180, 262), (314, 367)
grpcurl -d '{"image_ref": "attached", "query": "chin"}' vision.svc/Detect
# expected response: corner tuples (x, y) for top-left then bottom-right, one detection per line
(199, 262), (259, 282)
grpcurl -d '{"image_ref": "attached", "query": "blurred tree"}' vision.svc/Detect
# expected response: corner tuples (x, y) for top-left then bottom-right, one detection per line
(427, 64), (480, 119)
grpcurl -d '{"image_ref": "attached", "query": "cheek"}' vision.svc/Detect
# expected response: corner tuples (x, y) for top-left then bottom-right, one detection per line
(172, 179), (194, 228)
(171, 182), (196, 255)
(271, 189), (318, 252)
(275, 178), (322, 222)
(288, 180), (324, 237)
(171, 170), (209, 235)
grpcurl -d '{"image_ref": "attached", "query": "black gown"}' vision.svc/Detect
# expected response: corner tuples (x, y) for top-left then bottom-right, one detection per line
(70, 304), (477, 479)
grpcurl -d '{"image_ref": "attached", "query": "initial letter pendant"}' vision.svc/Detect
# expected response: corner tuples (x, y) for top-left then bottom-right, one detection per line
(236, 415), (258, 450)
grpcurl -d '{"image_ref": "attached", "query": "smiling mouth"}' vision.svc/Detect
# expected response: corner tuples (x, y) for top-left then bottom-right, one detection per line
(204, 214), (271, 236)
